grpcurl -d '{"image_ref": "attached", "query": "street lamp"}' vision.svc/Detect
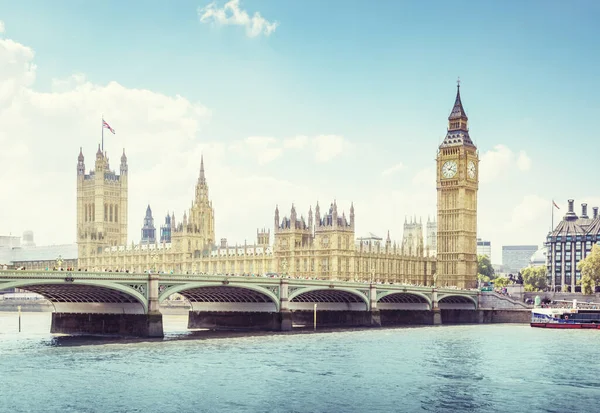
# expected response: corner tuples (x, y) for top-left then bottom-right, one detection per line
(56, 255), (64, 270)
(370, 264), (375, 285)
(281, 258), (288, 278)
(150, 250), (159, 274)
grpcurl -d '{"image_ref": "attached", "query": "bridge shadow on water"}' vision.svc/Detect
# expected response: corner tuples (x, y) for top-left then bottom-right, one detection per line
(44, 324), (435, 347)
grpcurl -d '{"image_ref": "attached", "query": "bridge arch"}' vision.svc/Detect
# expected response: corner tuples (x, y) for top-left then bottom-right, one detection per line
(2, 280), (148, 314)
(377, 291), (432, 310)
(288, 286), (369, 311)
(438, 294), (477, 310)
(159, 282), (280, 312)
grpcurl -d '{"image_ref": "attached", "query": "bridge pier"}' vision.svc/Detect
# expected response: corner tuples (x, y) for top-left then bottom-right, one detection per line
(188, 311), (283, 331)
(432, 289), (442, 325)
(279, 279), (292, 331)
(369, 284), (382, 327)
(51, 312), (164, 337)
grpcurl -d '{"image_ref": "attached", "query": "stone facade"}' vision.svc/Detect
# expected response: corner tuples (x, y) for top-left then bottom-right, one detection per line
(436, 83), (479, 289)
(77, 145), (128, 257)
(76, 86), (481, 287)
(76, 156), (435, 284)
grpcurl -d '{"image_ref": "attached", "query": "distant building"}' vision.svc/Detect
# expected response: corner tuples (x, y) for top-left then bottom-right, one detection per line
(502, 245), (538, 273)
(141, 205), (156, 244)
(426, 217), (437, 257)
(477, 238), (491, 260)
(356, 233), (383, 248)
(160, 213), (174, 244)
(402, 217), (424, 256)
(545, 200), (600, 292)
(0, 232), (77, 270)
(529, 246), (547, 267)
(0, 236), (21, 249)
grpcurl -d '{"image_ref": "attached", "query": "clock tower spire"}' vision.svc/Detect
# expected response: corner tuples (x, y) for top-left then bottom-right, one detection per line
(436, 81), (479, 289)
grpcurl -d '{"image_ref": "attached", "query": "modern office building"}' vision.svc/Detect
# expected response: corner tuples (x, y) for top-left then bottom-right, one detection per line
(0, 232), (77, 270)
(502, 245), (538, 274)
(545, 200), (600, 292)
(477, 238), (491, 260)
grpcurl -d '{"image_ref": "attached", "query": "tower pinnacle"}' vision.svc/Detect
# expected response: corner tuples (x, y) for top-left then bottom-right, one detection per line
(199, 154), (206, 185)
(440, 81), (475, 149)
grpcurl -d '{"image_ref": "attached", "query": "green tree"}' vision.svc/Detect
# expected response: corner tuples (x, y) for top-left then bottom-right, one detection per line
(478, 255), (495, 280)
(478, 274), (491, 284)
(493, 277), (510, 288)
(578, 244), (600, 294)
(579, 274), (595, 295)
(521, 266), (547, 292)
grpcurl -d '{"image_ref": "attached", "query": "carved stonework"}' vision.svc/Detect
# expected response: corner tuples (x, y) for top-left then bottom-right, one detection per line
(288, 286), (303, 296)
(357, 289), (369, 299)
(159, 284), (176, 294)
(127, 284), (146, 297)
(264, 285), (280, 298)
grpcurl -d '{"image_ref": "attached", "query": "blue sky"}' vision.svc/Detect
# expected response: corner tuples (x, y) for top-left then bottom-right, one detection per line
(0, 0), (599, 263)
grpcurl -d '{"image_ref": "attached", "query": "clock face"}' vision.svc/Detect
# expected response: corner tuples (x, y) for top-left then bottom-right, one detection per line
(467, 160), (476, 179)
(442, 160), (457, 179)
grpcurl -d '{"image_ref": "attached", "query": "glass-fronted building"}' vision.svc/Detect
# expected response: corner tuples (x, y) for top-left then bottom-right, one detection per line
(502, 245), (538, 274)
(545, 200), (600, 292)
(477, 238), (491, 260)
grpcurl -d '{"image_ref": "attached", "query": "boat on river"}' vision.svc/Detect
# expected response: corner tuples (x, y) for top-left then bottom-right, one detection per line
(531, 300), (600, 329)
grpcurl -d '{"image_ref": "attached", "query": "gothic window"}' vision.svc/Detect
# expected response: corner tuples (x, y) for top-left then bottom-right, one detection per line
(110, 205), (113, 222)
(104, 204), (108, 221)
(115, 205), (118, 222)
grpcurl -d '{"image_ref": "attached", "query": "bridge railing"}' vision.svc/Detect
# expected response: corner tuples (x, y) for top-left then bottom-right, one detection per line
(0, 270), (478, 295)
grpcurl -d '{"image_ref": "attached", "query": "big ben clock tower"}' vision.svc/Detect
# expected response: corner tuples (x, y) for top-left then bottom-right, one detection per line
(436, 81), (479, 289)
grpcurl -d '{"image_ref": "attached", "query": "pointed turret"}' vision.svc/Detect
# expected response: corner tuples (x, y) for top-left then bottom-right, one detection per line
(315, 202), (321, 226)
(120, 148), (128, 175)
(274, 205), (280, 230)
(448, 82), (468, 124)
(199, 154), (206, 185)
(350, 202), (355, 228)
(440, 80), (475, 149)
(77, 147), (85, 175)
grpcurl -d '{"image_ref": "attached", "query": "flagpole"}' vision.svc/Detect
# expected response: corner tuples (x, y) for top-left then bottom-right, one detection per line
(101, 115), (104, 152)
(551, 199), (554, 232)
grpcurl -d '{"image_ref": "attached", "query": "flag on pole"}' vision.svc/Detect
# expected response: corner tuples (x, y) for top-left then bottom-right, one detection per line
(553, 200), (560, 209)
(102, 119), (115, 134)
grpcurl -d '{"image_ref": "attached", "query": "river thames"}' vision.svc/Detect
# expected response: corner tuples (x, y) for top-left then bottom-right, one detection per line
(0, 312), (598, 413)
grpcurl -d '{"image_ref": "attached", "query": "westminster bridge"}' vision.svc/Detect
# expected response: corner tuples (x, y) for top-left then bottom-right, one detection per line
(0, 270), (528, 337)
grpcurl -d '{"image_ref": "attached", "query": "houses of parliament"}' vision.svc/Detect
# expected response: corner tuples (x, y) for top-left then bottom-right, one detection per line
(76, 84), (479, 288)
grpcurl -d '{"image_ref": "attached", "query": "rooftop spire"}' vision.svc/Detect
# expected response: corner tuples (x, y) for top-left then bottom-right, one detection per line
(199, 154), (206, 185)
(439, 80), (475, 149)
(448, 78), (468, 123)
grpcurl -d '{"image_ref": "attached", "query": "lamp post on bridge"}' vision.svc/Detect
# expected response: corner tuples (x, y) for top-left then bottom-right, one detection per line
(56, 255), (63, 271)
(281, 258), (288, 278)
(150, 250), (159, 274)
(370, 264), (375, 285)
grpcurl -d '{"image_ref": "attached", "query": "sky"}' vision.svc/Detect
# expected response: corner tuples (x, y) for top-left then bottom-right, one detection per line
(0, 0), (599, 264)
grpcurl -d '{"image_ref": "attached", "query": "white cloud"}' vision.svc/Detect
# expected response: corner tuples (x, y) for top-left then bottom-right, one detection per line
(516, 150), (532, 171)
(283, 135), (308, 149)
(313, 134), (347, 162)
(0, 24), (556, 265)
(381, 163), (404, 177)
(479, 144), (532, 183)
(232, 134), (350, 164)
(412, 167), (436, 187)
(198, 0), (279, 37)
